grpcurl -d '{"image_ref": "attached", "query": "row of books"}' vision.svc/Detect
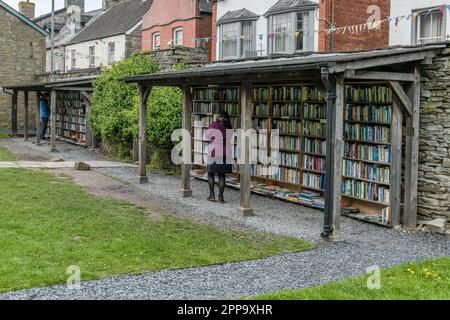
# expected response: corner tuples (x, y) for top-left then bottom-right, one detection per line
(280, 136), (301, 151)
(56, 92), (85, 109)
(302, 121), (326, 138)
(56, 106), (85, 116)
(302, 138), (326, 155)
(55, 115), (86, 125)
(252, 86), (323, 102)
(253, 103), (269, 117)
(214, 102), (241, 115)
(56, 122), (86, 133)
(278, 153), (300, 168)
(273, 120), (302, 135)
(274, 167), (300, 184)
(344, 123), (391, 144)
(345, 85), (393, 103)
(253, 88), (270, 101)
(344, 142), (391, 163)
(192, 102), (212, 114)
(299, 191), (324, 209)
(303, 154), (326, 173)
(303, 172), (325, 190)
(192, 115), (213, 128)
(342, 159), (391, 184)
(272, 103), (302, 118)
(346, 104), (392, 124)
(271, 87), (303, 101)
(342, 179), (390, 203)
(251, 149), (268, 164)
(303, 103), (327, 119)
(56, 128), (86, 142)
(193, 88), (239, 101)
(252, 118), (269, 130)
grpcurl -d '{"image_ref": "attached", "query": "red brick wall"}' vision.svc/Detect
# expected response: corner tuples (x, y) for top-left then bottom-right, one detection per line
(319, 0), (390, 51)
(142, 0), (213, 56)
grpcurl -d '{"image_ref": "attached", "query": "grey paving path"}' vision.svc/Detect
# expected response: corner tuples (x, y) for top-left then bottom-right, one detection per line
(0, 139), (448, 300)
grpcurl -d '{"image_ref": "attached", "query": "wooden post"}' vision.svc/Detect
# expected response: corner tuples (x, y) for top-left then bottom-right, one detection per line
(50, 90), (57, 152)
(81, 91), (93, 148)
(180, 85), (193, 198)
(11, 90), (18, 136)
(138, 84), (152, 184)
(24, 91), (29, 141)
(323, 75), (344, 242)
(35, 92), (41, 145)
(237, 80), (254, 216)
(390, 100), (403, 226)
(404, 64), (421, 229)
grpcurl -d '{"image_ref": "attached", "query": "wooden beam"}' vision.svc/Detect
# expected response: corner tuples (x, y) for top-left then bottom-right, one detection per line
(50, 90), (57, 152)
(80, 91), (92, 103)
(237, 80), (254, 216)
(330, 51), (437, 73)
(51, 87), (94, 92)
(138, 84), (152, 184)
(35, 92), (41, 145)
(389, 81), (412, 116)
(11, 91), (18, 136)
(323, 75), (344, 242)
(345, 70), (416, 82)
(24, 91), (29, 141)
(180, 85), (193, 198)
(390, 100), (403, 226)
(82, 93), (93, 148)
(403, 65), (421, 229)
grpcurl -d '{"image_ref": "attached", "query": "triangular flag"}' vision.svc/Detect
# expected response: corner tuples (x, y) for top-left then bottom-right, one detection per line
(439, 5), (445, 15)
(294, 31), (300, 37)
(448, 5), (450, 13)
(412, 12), (419, 21)
(404, 14), (411, 20)
(395, 17), (399, 26)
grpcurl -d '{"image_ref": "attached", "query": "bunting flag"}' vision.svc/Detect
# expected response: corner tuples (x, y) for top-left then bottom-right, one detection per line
(439, 5), (446, 15)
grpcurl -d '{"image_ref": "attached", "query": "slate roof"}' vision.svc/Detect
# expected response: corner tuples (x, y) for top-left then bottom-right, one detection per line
(264, 0), (318, 17)
(0, 0), (47, 36)
(217, 8), (260, 25)
(67, 0), (152, 45)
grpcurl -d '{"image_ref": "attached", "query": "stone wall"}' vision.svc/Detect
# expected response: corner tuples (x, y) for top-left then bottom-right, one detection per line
(146, 47), (209, 71)
(418, 46), (450, 223)
(0, 8), (46, 133)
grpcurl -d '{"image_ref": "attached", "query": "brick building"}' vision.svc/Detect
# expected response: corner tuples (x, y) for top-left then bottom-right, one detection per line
(212, 0), (391, 60)
(0, 1), (46, 133)
(142, 0), (213, 59)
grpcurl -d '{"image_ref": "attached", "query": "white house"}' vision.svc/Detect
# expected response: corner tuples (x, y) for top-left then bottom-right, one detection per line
(63, 0), (151, 71)
(215, 0), (320, 60)
(390, 0), (450, 46)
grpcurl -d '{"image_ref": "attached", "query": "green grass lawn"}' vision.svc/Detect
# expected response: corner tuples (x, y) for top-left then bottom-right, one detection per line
(0, 168), (314, 294)
(0, 146), (16, 161)
(253, 257), (450, 300)
(0, 133), (10, 139)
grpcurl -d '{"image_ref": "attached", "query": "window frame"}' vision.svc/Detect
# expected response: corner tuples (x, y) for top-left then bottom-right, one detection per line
(173, 27), (183, 46)
(267, 10), (315, 55)
(219, 20), (257, 60)
(71, 50), (76, 69)
(108, 42), (115, 65)
(152, 32), (161, 50)
(89, 46), (95, 67)
(412, 7), (446, 45)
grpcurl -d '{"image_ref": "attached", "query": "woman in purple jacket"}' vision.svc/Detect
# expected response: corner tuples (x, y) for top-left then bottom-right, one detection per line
(205, 111), (233, 203)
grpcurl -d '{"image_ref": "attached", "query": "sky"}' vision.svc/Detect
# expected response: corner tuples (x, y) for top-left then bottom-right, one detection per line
(4, 0), (102, 16)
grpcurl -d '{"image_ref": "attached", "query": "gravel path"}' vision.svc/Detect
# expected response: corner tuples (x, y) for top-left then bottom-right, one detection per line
(0, 139), (448, 300)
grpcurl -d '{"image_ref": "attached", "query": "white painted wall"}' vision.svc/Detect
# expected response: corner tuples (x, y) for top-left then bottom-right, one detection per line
(216, 0), (320, 60)
(64, 34), (127, 71)
(390, 0), (450, 46)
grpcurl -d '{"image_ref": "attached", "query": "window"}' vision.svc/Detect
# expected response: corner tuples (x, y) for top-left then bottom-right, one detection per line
(153, 32), (161, 50)
(268, 11), (314, 54)
(108, 42), (115, 65)
(89, 46), (95, 67)
(71, 50), (76, 69)
(220, 21), (256, 60)
(173, 27), (183, 46)
(413, 9), (445, 44)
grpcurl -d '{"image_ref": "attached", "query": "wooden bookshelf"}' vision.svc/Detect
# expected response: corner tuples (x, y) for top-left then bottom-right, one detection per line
(54, 91), (87, 145)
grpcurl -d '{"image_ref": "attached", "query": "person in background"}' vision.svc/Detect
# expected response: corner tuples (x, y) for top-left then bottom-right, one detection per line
(205, 111), (233, 203)
(39, 92), (51, 140)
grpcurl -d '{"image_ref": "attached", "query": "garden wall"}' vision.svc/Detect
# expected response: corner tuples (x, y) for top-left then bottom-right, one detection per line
(418, 45), (450, 223)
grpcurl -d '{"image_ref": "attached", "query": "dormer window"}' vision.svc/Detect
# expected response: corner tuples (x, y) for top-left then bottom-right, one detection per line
(217, 9), (260, 60)
(264, 0), (318, 54)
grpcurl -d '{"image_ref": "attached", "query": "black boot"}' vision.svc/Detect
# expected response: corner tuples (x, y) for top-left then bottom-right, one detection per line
(207, 194), (216, 202)
(218, 195), (225, 204)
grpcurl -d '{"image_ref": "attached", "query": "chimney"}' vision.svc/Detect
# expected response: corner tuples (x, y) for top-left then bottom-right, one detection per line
(65, 0), (85, 14)
(102, 0), (121, 11)
(19, 1), (35, 19)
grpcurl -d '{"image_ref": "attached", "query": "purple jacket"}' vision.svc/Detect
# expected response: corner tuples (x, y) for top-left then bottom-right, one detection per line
(205, 119), (233, 159)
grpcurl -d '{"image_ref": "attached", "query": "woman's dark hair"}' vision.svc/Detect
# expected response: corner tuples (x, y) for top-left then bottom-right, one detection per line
(218, 111), (230, 121)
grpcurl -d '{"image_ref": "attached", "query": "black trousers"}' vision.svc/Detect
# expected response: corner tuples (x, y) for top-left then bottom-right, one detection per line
(40, 117), (49, 140)
(208, 172), (226, 198)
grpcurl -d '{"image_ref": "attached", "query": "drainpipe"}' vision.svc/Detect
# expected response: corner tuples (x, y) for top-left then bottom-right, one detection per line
(321, 67), (336, 238)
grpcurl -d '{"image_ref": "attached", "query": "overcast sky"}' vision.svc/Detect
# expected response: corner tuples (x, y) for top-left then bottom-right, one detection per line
(4, 0), (102, 16)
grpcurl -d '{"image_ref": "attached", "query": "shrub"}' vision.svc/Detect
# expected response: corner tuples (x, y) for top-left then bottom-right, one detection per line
(90, 54), (158, 158)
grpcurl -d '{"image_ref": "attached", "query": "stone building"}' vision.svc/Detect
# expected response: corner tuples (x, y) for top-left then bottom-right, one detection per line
(0, 0), (46, 133)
